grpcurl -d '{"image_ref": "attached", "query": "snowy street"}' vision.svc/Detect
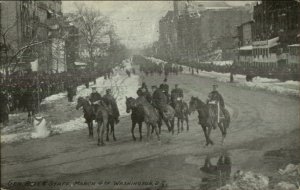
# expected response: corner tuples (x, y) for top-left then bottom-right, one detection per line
(1, 58), (300, 189)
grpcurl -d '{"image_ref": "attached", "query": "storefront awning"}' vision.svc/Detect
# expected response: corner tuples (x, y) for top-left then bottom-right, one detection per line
(74, 62), (87, 66)
(239, 45), (253, 51)
(253, 37), (279, 48)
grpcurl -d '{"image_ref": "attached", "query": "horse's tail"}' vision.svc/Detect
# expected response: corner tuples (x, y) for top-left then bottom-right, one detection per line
(223, 109), (230, 128)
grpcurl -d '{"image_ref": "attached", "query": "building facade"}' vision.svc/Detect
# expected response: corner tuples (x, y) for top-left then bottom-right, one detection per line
(0, 0), (65, 74)
(157, 1), (252, 64)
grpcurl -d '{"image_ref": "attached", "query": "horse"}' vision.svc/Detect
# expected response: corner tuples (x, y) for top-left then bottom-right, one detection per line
(125, 96), (160, 141)
(189, 96), (230, 146)
(173, 99), (189, 134)
(126, 97), (145, 141)
(76, 97), (112, 146)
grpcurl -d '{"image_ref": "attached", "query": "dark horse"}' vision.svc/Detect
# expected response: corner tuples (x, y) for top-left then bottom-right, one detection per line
(126, 97), (144, 141)
(189, 97), (230, 145)
(125, 96), (160, 141)
(173, 100), (189, 134)
(76, 97), (114, 146)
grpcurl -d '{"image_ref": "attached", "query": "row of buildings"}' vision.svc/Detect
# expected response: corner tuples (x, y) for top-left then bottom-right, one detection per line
(155, 1), (252, 64)
(0, 1), (116, 76)
(0, 0), (77, 75)
(237, 0), (300, 74)
(154, 0), (300, 78)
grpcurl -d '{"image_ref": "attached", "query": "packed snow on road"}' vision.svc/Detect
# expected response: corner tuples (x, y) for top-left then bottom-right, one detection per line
(1, 59), (140, 144)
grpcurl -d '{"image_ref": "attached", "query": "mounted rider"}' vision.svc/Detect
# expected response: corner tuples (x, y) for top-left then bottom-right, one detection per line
(207, 84), (225, 128)
(139, 82), (152, 103)
(159, 78), (169, 103)
(170, 84), (184, 109)
(90, 87), (102, 103)
(102, 89), (120, 124)
(152, 84), (174, 124)
(152, 85), (168, 110)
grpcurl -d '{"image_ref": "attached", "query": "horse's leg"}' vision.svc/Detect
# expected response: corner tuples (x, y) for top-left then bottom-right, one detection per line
(219, 122), (226, 145)
(186, 115), (189, 131)
(90, 121), (94, 137)
(162, 117), (171, 132)
(201, 125), (210, 146)
(207, 126), (214, 145)
(106, 120), (110, 142)
(177, 118), (180, 134)
(88, 122), (91, 137)
(131, 121), (136, 141)
(138, 122), (143, 141)
(158, 119), (162, 134)
(101, 119), (107, 146)
(181, 119), (184, 132)
(112, 121), (116, 141)
(146, 123), (150, 141)
(97, 121), (102, 146)
(153, 124), (160, 141)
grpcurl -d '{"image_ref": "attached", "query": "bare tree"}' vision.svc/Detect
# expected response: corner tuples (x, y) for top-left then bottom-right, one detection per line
(69, 3), (111, 70)
(0, 21), (48, 76)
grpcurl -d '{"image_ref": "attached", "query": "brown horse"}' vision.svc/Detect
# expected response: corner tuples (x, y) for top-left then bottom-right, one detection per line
(126, 96), (160, 141)
(76, 97), (110, 146)
(173, 100), (189, 134)
(189, 96), (230, 146)
(126, 97), (145, 141)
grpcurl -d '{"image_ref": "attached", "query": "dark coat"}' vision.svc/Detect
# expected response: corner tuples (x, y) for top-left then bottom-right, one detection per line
(152, 89), (168, 109)
(103, 94), (120, 118)
(208, 90), (225, 108)
(171, 88), (183, 101)
(90, 92), (102, 103)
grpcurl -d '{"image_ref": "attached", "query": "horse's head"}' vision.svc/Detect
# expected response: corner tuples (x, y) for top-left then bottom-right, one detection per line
(76, 97), (85, 110)
(189, 96), (199, 113)
(125, 96), (136, 113)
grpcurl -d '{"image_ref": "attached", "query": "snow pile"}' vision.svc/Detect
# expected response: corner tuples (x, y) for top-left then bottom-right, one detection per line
(50, 117), (85, 134)
(274, 182), (298, 190)
(146, 56), (167, 65)
(180, 65), (300, 97)
(1, 132), (31, 144)
(41, 92), (66, 105)
(41, 77), (105, 105)
(122, 58), (133, 70)
(1, 59), (141, 144)
(278, 163), (300, 176)
(31, 117), (50, 138)
(217, 170), (269, 190)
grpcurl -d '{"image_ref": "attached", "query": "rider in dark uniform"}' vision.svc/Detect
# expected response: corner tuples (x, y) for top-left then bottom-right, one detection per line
(90, 87), (102, 103)
(159, 78), (169, 103)
(140, 82), (152, 103)
(207, 84), (225, 109)
(152, 85), (167, 110)
(207, 84), (225, 128)
(102, 89), (120, 124)
(170, 84), (184, 108)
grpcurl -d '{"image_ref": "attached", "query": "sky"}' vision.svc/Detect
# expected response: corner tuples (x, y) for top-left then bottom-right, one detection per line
(62, 1), (254, 49)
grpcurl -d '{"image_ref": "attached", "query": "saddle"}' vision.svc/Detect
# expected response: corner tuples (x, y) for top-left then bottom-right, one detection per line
(161, 104), (175, 120)
(207, 101), (225, 129)
(93, 100), (112, 115)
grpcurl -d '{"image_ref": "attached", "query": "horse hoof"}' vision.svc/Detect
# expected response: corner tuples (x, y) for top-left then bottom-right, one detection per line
(133, 138), (136, 141)
(113, 137), (117, 141)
